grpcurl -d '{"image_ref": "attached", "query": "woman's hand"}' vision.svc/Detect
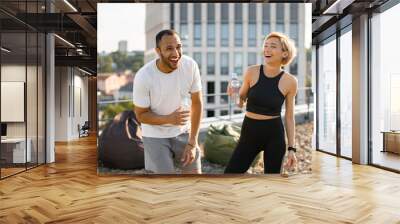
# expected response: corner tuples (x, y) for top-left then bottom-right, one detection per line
(227, 82), (245, 108)
(284, 150), (297, 171)
(226, 82), (233, 97)
(237, 98), (245, 108)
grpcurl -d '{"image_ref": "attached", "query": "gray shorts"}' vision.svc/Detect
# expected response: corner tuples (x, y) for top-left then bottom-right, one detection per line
(142, 133), (201, 174)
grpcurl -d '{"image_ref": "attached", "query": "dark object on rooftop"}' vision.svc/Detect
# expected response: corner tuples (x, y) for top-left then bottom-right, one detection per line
(98, 110), (144, 170)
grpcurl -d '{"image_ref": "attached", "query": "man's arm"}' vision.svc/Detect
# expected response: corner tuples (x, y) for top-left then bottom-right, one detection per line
(133, 69), (189, 126)
(134, 106), (189, 126)
(188, 91), (203, 145)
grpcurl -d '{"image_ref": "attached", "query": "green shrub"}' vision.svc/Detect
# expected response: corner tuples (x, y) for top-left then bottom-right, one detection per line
(204, 123), (261, 167)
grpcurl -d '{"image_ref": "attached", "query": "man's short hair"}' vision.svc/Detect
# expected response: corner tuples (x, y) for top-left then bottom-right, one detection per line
(155, 29), (179, 48)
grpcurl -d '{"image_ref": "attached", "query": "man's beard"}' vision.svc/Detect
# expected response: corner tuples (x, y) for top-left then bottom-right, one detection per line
(159, 53), (179, 71)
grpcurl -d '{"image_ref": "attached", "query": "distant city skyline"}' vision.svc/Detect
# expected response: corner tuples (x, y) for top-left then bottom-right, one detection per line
(98, 3), (146, 53)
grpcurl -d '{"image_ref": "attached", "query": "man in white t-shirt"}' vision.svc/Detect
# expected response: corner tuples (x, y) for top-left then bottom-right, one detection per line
(133, 30), (203, 174)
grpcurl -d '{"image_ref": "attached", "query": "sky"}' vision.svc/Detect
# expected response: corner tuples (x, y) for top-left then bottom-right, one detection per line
(97, 3), (146, 53)
(97, 3), (312, 53)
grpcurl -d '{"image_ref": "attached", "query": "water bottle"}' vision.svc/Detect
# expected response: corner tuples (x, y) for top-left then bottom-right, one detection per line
(180, 94), (191, 112)
(230, 73), (240, 105)
(180, 93), (191, 127)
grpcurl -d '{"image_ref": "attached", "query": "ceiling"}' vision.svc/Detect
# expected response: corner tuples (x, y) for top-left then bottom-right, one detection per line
(308, 0), (391, 43)
(0, 0), (97, 74)
(0, 0), (396, 75)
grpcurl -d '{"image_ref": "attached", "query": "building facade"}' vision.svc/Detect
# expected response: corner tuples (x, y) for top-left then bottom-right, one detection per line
(118, 40), (128, 54)
(145, 3), (309, 117)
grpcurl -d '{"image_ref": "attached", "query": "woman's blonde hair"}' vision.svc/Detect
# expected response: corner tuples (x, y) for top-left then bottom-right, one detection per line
(265, 32), (297, 66)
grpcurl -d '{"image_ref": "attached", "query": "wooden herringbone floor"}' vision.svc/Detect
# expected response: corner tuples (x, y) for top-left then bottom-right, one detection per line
(1, 135), (400, 224)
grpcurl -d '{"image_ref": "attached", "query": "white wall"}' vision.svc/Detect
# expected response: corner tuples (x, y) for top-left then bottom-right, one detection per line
(55, 67), (89, 141)
(1, 65), (28, 138)
(55, 67), (68, 141)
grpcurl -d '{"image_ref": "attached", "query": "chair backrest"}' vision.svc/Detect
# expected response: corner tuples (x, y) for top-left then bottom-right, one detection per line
(82, 121), (90, 129)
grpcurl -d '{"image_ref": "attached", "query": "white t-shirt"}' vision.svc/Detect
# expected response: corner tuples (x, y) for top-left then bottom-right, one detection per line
(133, 55), (202, 138)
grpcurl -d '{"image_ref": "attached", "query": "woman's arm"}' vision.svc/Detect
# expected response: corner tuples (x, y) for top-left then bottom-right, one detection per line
(238, 68), (252, 102)
(284, 76), (298, 148)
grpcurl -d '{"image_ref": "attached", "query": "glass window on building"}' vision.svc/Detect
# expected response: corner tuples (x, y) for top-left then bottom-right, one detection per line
(220, 52), (229, 75)
(207, 4), (215, 46)
(276, 23), (284, 33)
(249, 3), (256, 22)
(276, 4), (284, 22)
(180, 3), (188, 21)
(221, 23), (229, 47)
(234, 53), (243, 75)
(194, 24), (201, 47)
(194, 3), (201, 21)
(220, 110), (228, 116)
(207, 52), (215, 75)
(170, 4), (175, 29)
(220, 81), (229, 104)
(180, 3), (188, 43)
(207, 3), (215, 22)
(290, 59), (297, 75)
(234, 3), (242, 21)
(248, 52), (257, 66)
(262, 23), (270, 38)
(180, 24), (188, 43)
(248, 23), (257, 47)
(290, 4), (298, 22)
(276, 4), (285, 33)
(221, 3), (229, 47)
(221, 3), (229, 22)
(290, 23), (298, 45)
(235, 24), (243, 47)
(207, 110), (215, 117)
(339, 27), (352, 159)
(262, 4), (270, 37)
(194, 4), (202, 47)
(234, 4), (243, 47)
(193, 52), (202, 75)
(317, 35), (337, 155)
(371, 3), (400, 171)
(207, 82), (215, 104)
(207, 24), (215, 47)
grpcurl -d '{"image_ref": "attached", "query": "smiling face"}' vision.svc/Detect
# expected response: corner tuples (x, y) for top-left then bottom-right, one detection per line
(263, 37), (288, 66)
(156, 34), (182, 72)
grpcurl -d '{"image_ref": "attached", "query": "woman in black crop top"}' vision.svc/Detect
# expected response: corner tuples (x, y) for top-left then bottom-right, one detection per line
(224, 32), (298, 174)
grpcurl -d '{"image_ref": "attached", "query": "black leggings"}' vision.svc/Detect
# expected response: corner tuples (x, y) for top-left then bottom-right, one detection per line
(224, 116), (286, 174)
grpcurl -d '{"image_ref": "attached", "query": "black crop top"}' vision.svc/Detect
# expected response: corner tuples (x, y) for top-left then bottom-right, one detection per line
(246, 65), (285, 116)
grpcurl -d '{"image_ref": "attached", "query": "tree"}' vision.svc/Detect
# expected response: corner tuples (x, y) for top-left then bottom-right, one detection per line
(101, 101), (135, 123)
(98, 55), (113, 73)
(98, 51), (144, 73)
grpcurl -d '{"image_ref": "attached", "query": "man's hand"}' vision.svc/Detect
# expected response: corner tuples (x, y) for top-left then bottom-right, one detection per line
(168, 108), (190, 125)
(181, 143), (197, 167)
